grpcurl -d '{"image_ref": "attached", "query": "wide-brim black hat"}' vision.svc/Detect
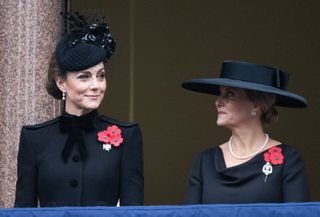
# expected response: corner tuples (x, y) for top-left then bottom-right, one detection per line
(181, 60), (307, 108)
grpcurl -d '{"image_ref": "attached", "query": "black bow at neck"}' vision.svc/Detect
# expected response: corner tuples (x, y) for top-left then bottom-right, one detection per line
(59, 110), (98, 163)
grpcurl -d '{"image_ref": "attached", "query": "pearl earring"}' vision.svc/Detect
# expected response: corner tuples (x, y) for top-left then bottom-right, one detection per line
(251, 111), (257, 117)
(62, 92), (66, 101)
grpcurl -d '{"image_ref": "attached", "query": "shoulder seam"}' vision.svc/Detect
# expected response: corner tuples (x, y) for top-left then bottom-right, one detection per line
(100, 116), (138, 127)
(23, 117), (60, 130)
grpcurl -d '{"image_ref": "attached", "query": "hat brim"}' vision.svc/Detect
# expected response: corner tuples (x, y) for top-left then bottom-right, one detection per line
(181, 78), (307, 108)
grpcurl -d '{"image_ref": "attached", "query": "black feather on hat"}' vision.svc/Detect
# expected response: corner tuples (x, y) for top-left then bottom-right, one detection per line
(56, 12), (116, 72)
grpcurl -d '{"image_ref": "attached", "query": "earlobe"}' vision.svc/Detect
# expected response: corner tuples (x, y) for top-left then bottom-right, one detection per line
(250, 104), (259, 117)
(55, 77), (66, 93)
(250, 111), (257, 117)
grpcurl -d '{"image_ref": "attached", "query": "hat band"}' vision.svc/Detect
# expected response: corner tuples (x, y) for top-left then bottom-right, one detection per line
(221, 62), (289, 90)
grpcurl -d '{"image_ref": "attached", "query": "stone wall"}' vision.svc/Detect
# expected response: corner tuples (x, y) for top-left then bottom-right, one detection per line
(0, 0), (62, 208)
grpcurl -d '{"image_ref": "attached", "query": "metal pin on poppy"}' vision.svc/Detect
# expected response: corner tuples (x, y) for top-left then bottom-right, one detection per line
(262, 162), (273, 182)
(103, 144), (112, 152)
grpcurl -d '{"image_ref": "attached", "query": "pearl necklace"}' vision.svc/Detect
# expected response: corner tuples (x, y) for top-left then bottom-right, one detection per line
(228, 134), (269, 160)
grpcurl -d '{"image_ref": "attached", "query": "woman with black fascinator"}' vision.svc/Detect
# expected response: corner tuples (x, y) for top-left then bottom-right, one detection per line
(14, 13), (143, 207)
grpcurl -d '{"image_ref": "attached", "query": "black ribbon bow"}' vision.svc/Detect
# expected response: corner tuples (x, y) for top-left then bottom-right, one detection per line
(59, 110), (97, 163)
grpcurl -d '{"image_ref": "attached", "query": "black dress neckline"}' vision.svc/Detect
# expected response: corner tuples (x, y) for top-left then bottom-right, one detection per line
(216, 144), (284, 171)
(211, 144), (285, 185)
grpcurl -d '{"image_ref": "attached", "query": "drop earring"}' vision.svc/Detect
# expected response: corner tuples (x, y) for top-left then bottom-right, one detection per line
(251, 111), (257, 117)
(62, 92), (66, 101)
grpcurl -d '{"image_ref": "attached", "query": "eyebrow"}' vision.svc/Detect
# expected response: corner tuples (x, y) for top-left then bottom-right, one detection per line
(220, 86), (232, 91)
(97, 67), (105, 72)
(79, 67), (105, 74)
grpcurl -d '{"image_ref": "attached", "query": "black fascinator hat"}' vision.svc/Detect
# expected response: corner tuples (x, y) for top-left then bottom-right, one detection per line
(181, 60), (307, 108)
(56, 12), (116, 72)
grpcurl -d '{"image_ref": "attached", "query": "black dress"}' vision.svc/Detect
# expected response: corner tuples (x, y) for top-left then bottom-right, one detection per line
(186, 144), (309, 204)
(15, 110), (144, 207)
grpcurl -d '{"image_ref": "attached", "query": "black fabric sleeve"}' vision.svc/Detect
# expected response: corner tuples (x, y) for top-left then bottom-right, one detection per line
(120, 125), (144, 205)
(282, 146), (309, 202)
(185, 152), (203, 204)
(14, 127), (38, 207)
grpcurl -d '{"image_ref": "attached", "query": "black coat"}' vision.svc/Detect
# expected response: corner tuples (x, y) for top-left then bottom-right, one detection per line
(15, 110), (144, 207)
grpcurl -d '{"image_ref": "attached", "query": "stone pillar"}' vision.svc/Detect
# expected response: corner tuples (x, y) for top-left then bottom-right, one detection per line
(0, 0), (62, 207)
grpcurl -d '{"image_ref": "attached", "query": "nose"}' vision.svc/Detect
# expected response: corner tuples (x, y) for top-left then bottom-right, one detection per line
(215, 95), (223, 108)
(89, 77), (99, 89)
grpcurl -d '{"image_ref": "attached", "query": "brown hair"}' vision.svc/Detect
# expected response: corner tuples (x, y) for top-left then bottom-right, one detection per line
(245, 90), (279, 126)
(45, 52), (66, 100)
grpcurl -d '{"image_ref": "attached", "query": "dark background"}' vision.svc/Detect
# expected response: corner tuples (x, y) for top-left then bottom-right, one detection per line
(71, 0), (320, 204)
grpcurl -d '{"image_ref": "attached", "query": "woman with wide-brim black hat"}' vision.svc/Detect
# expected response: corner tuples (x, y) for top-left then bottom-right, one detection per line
(14, 13), (143, 207)
(182, 60), (309, 204)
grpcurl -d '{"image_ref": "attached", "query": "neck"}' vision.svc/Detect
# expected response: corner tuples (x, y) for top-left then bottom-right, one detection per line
(65, 106), (93, 117)
(230, 126), (266, 155)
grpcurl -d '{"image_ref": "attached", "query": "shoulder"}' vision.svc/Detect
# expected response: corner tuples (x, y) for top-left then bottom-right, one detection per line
(99, 116), (139, 128)
(280, 144), (302, 157)
(200, 146), (219, 156)
(193, 146), (218, 162)
(279, 144), (306, 167)
(22, 117), (60, 131)
(265, 144), (304, 162)
(189, 147), (218, 174)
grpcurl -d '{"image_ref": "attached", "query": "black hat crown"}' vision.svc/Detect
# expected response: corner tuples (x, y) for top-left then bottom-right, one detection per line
(56, 12), (116, 72)
(220, 61), (289, 90)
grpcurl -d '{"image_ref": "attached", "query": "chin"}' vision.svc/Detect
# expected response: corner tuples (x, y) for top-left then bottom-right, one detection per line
(83, 102), (101, 110)
(217, 121), (231, 128)
(216, 118), (225, 126)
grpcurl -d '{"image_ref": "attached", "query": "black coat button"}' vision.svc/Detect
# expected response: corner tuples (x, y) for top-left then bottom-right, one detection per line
(72, 155), (80, 163)
(70, 179), (78, 187)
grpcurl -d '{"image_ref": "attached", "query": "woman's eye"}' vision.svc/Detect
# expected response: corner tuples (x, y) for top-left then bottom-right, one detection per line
(226, 92), (234, 97)
(217, 92), (233, 98)
(97, 73), (106, 80)
(78, 75), (90, 80)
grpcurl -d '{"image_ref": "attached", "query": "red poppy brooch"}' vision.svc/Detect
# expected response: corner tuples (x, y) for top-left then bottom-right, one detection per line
(97, 125), (123, 151)
(262, 146), (284, 182)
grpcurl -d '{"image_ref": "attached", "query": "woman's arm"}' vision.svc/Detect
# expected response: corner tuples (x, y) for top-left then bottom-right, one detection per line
(282, 146), (309, 202)
(185, 152), (203, 204)
(14, 127), (38, 207)
(120, 125), (144, 205)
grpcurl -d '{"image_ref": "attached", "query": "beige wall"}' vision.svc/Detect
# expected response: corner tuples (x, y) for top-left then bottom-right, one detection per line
(0, 0), (62, 208)
(71, 0), (320, 204)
